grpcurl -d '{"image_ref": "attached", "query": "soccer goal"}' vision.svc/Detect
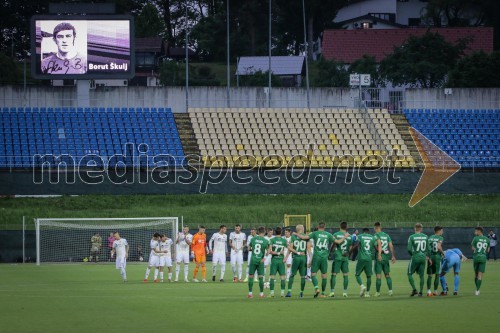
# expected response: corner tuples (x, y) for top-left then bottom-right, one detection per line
(284, 214), (311, 233)
(35, 217), (178, 265)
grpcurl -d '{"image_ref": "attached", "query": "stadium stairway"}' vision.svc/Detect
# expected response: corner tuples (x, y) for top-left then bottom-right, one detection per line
(390, 114), (424, 169)
(173, 113), (201, 158)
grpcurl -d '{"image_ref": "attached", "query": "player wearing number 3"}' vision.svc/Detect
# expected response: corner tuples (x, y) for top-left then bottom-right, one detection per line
(247, 227), (270, 298)
(407, 223), (430, 297)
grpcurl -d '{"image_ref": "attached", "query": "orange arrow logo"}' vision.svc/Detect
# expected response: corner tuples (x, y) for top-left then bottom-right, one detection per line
(408, 127), (461, 207)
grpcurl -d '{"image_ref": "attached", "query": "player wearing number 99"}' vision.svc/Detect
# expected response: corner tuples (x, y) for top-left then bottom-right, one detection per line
(471, 226), (490, 296)
(355, 228), (376, 297)
(285, 224), (309, 298)
(247, 227), (270, 298)
(294, 222), (348, 298)
(407, 223), (430, 297)
(329, 221), (352, 298)
(267, 227), (287, 297)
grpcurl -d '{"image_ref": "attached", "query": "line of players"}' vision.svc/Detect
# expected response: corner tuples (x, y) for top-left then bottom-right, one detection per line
(110, 222), (491, 299)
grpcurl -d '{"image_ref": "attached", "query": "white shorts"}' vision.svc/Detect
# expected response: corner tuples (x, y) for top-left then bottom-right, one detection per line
(264, 254), (272, 266)
(285, 254), (293, 265)
(148, 255), (159, 267)
(307, 253), (312, 265)
(231, 251), (244, 265)
(212, 252), (226, 265)
(247, 252), (252, 264)
(116, 256), (126, 269)
(159, 256), (173, 267)
(176, 252), (190, 264)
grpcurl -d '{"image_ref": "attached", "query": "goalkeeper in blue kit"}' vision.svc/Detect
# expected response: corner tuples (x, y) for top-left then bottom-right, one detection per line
(439, 248), (467, 296)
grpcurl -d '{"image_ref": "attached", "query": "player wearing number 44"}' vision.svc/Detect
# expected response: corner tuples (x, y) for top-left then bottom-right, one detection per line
(293, 222), (349, 298)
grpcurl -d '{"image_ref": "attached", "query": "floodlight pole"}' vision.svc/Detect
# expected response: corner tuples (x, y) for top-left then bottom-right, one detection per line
(268, 0), (272, 108)
(226, 0), (230, 108)
(302, 0), (310, 108)
(185, 0), (189, 112)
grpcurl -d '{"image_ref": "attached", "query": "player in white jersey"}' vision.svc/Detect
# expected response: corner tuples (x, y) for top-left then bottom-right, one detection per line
(229, 224), (247, 282)
(306, 238), (314, 280)
(144, 233), (161, 282)
(209, 225), (228, 282)
(264, 228), (274, 283)
(284, 228), (293, 280)
(244, 228), (256, 282)
(157, 234), (174, 282)
(110, 232), (129, 282)
(175, 226), (193, 282)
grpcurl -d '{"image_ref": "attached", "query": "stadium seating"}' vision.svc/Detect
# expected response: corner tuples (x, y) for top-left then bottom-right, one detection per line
(0, 107), (184, 168)
(404, 109), (500, 169)
(189, 107), (414, 168)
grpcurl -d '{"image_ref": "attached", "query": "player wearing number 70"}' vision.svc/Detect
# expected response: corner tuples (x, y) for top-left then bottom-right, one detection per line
(407, 223), (431, 297)
(294, 222), (349, 298)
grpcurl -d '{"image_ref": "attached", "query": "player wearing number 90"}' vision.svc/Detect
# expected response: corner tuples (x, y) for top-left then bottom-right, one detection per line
(407, 223), (430, 297)
(247, 227), (270, 298)
(284, 224), (309, 298)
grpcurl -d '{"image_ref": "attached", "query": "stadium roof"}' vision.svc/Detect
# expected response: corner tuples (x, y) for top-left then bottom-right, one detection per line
(236, 56), (305, 76)
(322, 27), (494, 63)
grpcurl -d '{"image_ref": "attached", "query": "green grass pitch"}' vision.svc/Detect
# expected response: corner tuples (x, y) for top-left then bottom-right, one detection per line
(1, 261), (498, 332)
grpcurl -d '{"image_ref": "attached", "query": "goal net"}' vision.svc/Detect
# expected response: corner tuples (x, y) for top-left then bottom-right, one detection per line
(35, 217), (178, 265)
(284, 214), (311, 233)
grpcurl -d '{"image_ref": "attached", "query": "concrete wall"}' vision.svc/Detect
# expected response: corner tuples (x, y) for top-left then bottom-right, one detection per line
(1, 85), (500, 112)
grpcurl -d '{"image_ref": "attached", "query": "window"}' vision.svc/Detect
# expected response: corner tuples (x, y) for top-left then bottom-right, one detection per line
(136, 52), (156, 67)
(369, 13), (396, 23)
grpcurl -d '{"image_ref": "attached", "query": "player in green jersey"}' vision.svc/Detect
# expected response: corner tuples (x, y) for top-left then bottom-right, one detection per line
(427, 226), (445, 296)
(407, 223), (430, 297)
(471, 226), (490, 296)
(329, 221), (352, 298)
(267, 227), (288, 297)
(355, 228), (377, 297)
(284, 224), (309, 298)
(247, 227), (270, 298)
(374, 222), (396, 297)
(294, 222), (349, 297)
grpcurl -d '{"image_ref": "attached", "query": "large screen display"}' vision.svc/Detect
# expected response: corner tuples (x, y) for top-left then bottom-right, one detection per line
(31, 15), (134, 79)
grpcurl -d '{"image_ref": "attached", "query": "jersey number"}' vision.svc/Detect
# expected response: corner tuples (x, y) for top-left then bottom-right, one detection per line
(380, 240), (388, 251)
(363, 239), (371, 251)
(294, 240), (306, 252)
(253, 243), (262, 255)
(316, 238), (328, 250)
(431, 241), (439, 253)
(415, 240), (427, 252)
(273, 244), (284, 253)
(476, 241), (488, 253)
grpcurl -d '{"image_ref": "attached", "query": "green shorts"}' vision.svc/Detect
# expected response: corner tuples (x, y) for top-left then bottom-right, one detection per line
(311, 256), (328, 274)
(374, 259), (390, 275)
(248, 261), (264, 276)
(427, 255), (441, 275)
(291, 256), (307, 277)
(332, 259), (349, 274)
(270, 258), (286, 276)
(408, 257), (426, 275)
(473, 260), (486, 274)
(355, 259), (373, 276)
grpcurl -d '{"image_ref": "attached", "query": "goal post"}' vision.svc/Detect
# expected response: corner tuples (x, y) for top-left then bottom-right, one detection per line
(35, 217), (178, 265)
(284, 214), (311, 233)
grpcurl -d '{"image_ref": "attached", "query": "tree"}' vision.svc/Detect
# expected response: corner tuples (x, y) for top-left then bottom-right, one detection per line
(447, 51), (500, 87)
(238, 70), (282, 87)
(379, 32), (468, 88)
(315, 58), (349, 87)
(0, 52), (21, 85)
(349, 55), (382, 87)
(135, 2), (165, 38)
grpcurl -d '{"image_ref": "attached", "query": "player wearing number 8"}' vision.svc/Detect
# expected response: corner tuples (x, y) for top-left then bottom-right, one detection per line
(471, 226), (490, 296)
(247, 227), (270, 298)
(407, 223), (430, 297)
(427, 226), (445, 296)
